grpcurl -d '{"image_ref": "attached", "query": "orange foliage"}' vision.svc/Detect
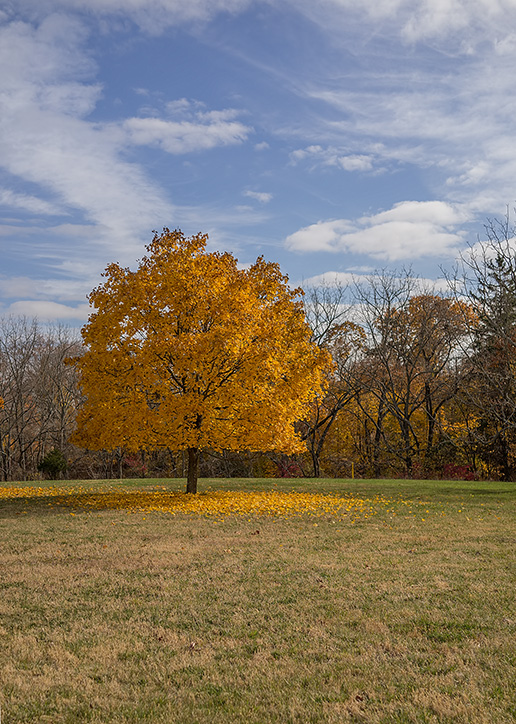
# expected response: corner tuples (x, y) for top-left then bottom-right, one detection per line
(71, 230), (330, 475)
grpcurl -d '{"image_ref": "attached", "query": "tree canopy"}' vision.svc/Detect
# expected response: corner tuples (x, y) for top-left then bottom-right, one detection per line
(72, 229), (330, 492)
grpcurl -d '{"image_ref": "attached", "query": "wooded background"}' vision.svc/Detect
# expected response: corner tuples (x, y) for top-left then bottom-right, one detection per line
(3, 226), (516, 482)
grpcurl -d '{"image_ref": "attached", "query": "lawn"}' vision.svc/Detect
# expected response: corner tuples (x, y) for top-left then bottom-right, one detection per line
(1, 477), (516, 723)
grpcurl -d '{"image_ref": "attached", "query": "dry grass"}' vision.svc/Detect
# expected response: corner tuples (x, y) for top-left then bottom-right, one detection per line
(1, 477), (515, 723)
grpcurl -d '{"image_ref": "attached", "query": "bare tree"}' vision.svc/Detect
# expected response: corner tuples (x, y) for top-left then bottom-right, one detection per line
(352, 272), (468, 477)
(452, 212), (516, 479)
(300, 282), (360, 476)
(0, 318), (81, 481)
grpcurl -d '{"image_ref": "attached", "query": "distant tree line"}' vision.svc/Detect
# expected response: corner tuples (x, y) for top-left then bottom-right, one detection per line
(0, 318), (81, 481)
(3, 219), (516, 482)
(300, 215), (516, 482)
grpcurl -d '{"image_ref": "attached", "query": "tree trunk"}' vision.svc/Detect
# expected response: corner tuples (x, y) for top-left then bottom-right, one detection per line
(499, 432), (512, 481)
(186, 447), (199, 494)
(311, 447), (320, 478)
(399, 418), (413, 477)
(424, 381), (435, 456)
(373, 395), (385, 478)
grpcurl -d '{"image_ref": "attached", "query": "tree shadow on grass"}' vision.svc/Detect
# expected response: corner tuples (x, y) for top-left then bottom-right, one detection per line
(0, 490), (154, 519)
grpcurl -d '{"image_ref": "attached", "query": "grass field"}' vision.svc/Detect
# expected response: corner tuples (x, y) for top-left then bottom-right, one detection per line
(1, 477), (516, 723)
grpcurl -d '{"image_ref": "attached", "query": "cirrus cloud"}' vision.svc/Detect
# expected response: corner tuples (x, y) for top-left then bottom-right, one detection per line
(0, 14), (254, 276)
(291, 0), (516, 48)
(5, 0), (253, 33)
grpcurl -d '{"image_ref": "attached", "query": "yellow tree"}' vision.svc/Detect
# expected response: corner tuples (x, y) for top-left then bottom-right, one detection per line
(72, 229), (330, 492)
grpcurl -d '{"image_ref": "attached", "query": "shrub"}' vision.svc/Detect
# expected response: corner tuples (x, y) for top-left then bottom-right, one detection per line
(38, 448), (67, 480)
(442, 463), (477, 481)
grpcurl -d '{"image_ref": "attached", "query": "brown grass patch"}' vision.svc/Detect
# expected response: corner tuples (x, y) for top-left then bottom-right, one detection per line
(0, 478), (515, 722)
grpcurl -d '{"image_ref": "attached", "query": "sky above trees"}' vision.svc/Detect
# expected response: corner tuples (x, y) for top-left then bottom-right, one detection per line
(2, 0), (516, 323)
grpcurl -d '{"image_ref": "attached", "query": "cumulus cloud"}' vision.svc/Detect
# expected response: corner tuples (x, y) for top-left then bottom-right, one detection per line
(463, 233), (516, 270)
(286, 220), (354, 253)
(285, 201), (469, 262)
(302, 269), (450, 293)
(336, 155), (374, 172)
(372, 200), (470, 227)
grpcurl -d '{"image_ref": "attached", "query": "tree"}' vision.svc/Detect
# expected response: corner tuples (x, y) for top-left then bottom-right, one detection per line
(377, 293), (470, 473)
(350, 271), (419, 476)
(0, 317), (40, 480)
(351, 273), (469, 477)
(299, 282), (360, 476)
(38, 448), (67, 479)
(0, 318), (81, 481)
(454, 213), (516, 479)
(300, 318), (365, 476)
(72, 229), (330, 492)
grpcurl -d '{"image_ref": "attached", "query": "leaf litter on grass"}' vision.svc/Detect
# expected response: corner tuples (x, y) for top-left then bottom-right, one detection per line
(0, 486), (422, 523)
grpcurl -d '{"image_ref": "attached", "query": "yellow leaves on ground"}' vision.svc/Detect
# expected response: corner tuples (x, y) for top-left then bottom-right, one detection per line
(0, 486), (403, 522)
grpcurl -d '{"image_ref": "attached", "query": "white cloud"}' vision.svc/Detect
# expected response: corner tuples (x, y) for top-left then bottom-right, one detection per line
(0, 16), (173, 263)
(15, 0), (514, 49)
(4, 300), (90, 322)
(302, 49), (516, 217)
(0, 275), (93, 302)
(122, 114), (251, 154)
(286, 220), (354, 253)
(394, 0), (511, 44)
(8, 0), (253, 33)
(302, 271), (356, 287)
(302, 269), (450, 293)
(340, 221), (461, 260)
(336, 155), (374, 172)
(291, 145), (375, 173)
(286, 201), (468, 261)
(0, 15), (254, 282)
(291, 0), (516, 48)
(0, 188), (63, 215)
(370, 200), (469, 227)
(243, 190), (272, 203)
(290, 145), (323, 163)
(463, 234), (516, 268)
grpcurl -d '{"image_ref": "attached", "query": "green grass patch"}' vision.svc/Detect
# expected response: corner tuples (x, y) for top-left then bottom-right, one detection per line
(1, 477), (515, 722)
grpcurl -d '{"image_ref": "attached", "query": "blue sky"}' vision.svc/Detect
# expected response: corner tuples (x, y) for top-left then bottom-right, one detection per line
(2, 0), (516, 323)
